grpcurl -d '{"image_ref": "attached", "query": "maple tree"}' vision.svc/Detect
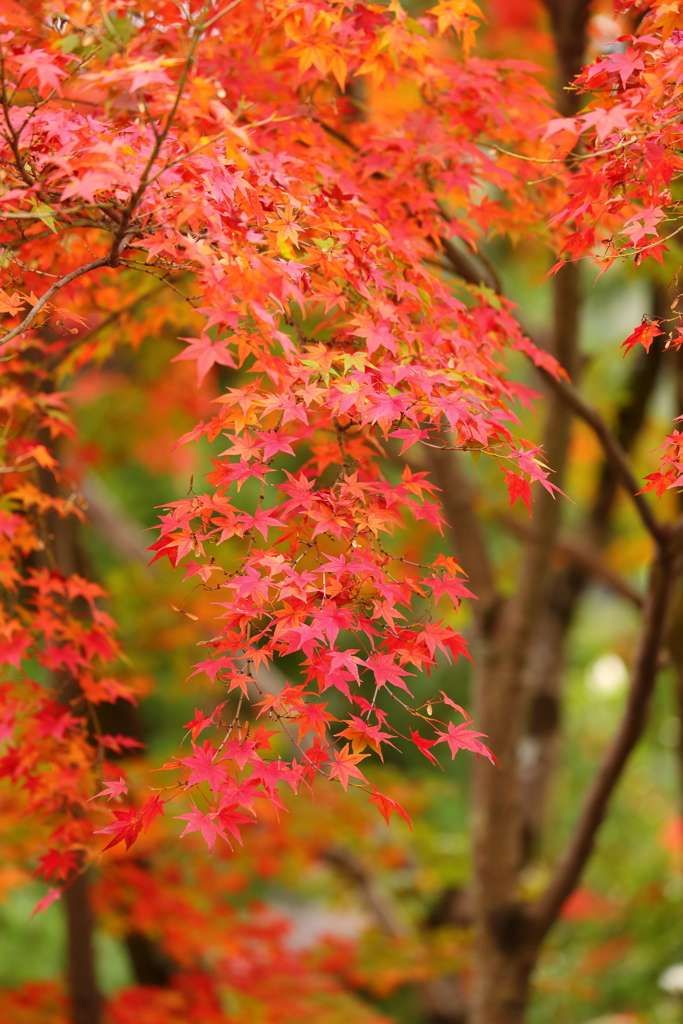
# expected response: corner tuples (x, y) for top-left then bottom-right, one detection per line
(2, 0), (683, 1021)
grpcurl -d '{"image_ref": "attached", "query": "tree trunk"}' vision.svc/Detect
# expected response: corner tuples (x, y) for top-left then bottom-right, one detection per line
(65, 872), (103, 1024)
(468, 2), (593, 1016)
(469, 252), (581, 1024)
(36, 453), (104, 1024)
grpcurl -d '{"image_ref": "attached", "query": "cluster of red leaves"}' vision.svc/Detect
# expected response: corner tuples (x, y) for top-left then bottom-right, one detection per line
(541, 1), (683, 270)
(0, 0), (567, 883)
(640, 425), (683, 498)
(539, 1), (683, 497)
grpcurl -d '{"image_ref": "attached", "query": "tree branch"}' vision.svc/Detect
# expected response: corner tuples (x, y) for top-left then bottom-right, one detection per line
(499, 514), (643, 608)
(532, 538), (680, 942)
(0, 257), (111, 349)
(432, 242), (664, 550)
(108, 2), (212, 265)
(438, 236), (501, 294)
(322, 845), (406, 939)
(538, 367), (666, 545)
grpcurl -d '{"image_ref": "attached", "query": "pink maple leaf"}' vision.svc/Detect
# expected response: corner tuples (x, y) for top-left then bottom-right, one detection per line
(13, 51), (67, 95)
(424, 575), (477, 606)
(364, 652), (414, 692)
(439, 691), (471, 720)
(89, 777), (128, 802)
(238, 507), (282, 540)
(173, 334), (237, 384)
(580, 105), (631, 142)
(255, 430), (296, 459)
(175, 805), (225, 852)
(31, 887), (62, 917)
(435, 721), (497, 764)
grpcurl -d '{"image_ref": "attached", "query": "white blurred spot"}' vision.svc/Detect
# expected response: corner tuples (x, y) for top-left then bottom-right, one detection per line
(659, 963), (683, 995)
(272, 901), (370, 950)
(585, 654), (628, 696)
(517, 736), (540, 771)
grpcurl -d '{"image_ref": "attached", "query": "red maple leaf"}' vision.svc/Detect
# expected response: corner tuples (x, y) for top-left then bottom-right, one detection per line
(410, 729), (440, 765)
(367, 785), (412, 827)
(183, 703), (227, 741)
(175, 805), (225, 853)
(177, 742), (228, 794)
(95, 807), (142, 852)
(504, 471), (532, 515)
(424, 574), (477, 606)
(35, 849), (80, 882)
(328, 745), (369, 790)
(621, 320), (663, 354)
(217, 802), (256, 844)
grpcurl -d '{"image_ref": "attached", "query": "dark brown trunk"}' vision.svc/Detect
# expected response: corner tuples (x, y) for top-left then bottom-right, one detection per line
(35, 449), (104, 1024)
(64, 872), (103, 1024)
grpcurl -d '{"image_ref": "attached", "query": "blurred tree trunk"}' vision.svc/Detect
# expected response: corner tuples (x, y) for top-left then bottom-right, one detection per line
(468, 1), (589, 1011)
(468, 261), (581, 1023)
(427, 5), (644, 1020)
(669, 302), (683, 825)
(447, 5), (680, 1009)
(41, 454), (182, 1012)
(38, 456), (103, 1024)
(64, 872), (103, 1024)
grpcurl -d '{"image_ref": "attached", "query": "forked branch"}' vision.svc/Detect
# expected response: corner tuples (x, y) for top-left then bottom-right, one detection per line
(532, 536), (680, 942)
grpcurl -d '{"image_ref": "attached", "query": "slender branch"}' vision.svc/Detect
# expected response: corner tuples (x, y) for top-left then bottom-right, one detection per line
(428, 232), (664, 549)
(322, 846), (406, 938)
(538, 367), (666, 545)
(430, 203), (666, 554)
(108, 2), (212, 264)
(314, 117), (498, 294)
(532, 538), (680, 942)
(439, 236), (500, 293)
(499, 514), (643, 608)
(0, 257), (110, 349)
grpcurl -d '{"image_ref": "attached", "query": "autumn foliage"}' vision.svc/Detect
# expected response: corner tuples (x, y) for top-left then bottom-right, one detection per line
(2, 0), (683, 1020)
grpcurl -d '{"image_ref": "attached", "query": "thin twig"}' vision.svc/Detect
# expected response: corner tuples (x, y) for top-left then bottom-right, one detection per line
(0, 257), (111, 348)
